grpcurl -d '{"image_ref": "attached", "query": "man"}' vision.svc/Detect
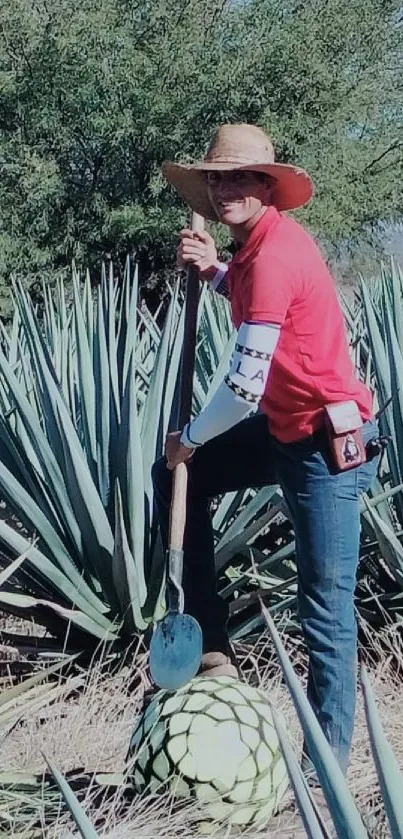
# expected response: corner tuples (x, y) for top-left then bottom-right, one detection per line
(152, 123), (379, 776)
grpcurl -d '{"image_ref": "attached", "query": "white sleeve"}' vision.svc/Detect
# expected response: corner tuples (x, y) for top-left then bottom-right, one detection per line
(210, 263), (230, 299)
(181, 320), (280, 447)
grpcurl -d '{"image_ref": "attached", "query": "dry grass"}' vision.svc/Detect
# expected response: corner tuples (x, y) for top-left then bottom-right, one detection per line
(1, 625), (402, 839)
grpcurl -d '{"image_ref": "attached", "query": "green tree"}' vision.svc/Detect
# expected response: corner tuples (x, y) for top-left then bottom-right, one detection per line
(0, 0), (401, 301)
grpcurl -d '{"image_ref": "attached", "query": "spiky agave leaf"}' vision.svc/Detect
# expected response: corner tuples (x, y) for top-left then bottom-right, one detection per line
(272, 711), (333, 839)
(361, 665), (403, 839)
(260, 600), (369, 838)
(45, 759), (101, 839)
(257, 592), (403, 839)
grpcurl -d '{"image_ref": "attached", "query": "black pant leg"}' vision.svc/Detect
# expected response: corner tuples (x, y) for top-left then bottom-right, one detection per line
(152, 413), (277, 651)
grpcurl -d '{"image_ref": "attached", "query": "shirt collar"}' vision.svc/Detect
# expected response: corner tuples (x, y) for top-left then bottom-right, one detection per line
(231, 206), (280, 266)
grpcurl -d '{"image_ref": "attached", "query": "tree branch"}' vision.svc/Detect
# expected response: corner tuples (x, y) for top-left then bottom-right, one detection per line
(363, 141), (403, 173)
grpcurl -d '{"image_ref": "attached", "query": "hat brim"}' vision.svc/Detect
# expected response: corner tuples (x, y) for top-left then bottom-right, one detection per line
(162, 160), (314, 220)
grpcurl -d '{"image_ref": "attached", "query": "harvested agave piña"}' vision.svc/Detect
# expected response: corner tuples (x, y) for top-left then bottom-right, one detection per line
(128, 675), (288, 830)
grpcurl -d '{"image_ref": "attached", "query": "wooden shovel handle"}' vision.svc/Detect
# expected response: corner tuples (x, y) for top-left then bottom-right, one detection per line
(168, 211), (204, 553)
(178, 212), (205, 429)
(169, 462), (188, 551)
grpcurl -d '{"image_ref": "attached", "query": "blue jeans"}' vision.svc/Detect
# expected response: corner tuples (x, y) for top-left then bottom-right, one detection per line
(152, 413), (379, 773)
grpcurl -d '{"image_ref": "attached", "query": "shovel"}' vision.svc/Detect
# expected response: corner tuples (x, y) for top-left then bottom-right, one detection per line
(149, 212), (204, 690)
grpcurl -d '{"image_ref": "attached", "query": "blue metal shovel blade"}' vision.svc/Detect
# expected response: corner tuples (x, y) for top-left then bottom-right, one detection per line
(149, 613), (203, 691)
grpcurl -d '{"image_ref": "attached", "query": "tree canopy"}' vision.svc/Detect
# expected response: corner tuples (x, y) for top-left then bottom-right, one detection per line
(0, 0), (402, 299)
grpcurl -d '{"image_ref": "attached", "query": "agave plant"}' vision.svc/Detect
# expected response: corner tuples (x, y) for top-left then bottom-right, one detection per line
(1, 256), (401, 659)
(0, 264), (298, 657)
(343, 259), (403, 630)
(0, 262), (184, 652)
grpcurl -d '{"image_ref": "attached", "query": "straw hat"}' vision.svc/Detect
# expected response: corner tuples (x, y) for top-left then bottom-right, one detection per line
(162, 124), (314, 220)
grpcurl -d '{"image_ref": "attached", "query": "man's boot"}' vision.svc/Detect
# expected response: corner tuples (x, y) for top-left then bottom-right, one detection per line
(197, 650), (239, 679)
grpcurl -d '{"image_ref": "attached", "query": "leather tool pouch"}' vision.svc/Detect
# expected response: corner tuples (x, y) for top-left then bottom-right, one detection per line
(324, 401), (366, 471)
